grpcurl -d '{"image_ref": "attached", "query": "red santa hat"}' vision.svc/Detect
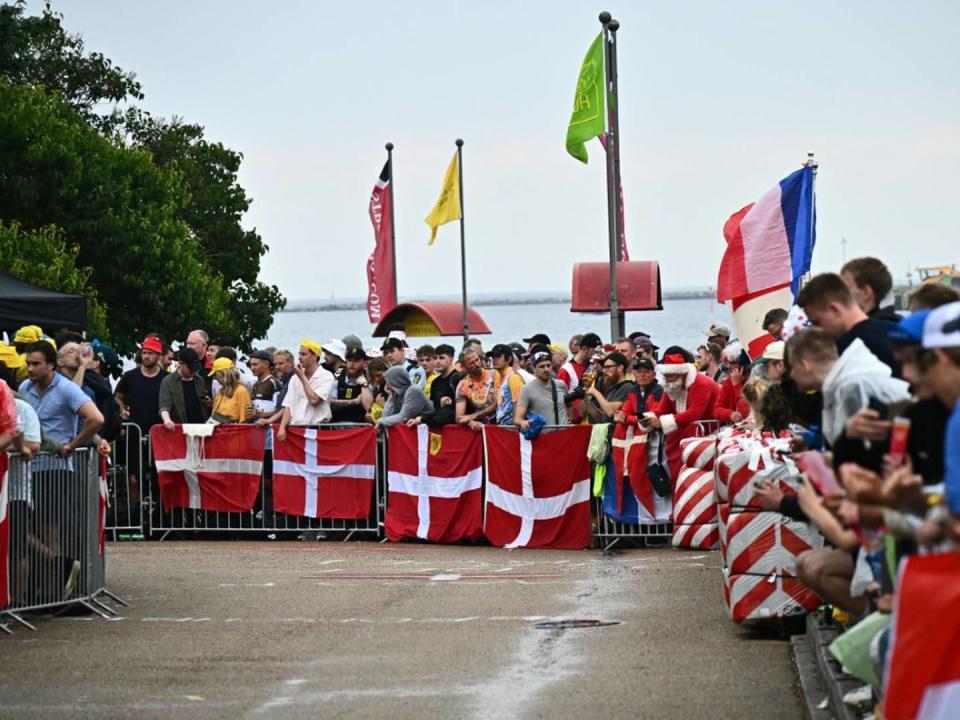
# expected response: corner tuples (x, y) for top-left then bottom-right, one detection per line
(656, 350), (694, 376)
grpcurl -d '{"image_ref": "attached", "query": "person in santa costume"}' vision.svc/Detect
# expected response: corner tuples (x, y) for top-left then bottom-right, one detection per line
(642, 346), (720, 486)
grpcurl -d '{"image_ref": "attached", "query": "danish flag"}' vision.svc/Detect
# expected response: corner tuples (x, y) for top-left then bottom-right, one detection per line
(150, 424), (266, 512)
(385, 424), (483, 543)
(272, 426), (376, 519)
(884, 553), (960, 720)
(99, 456), (108, 556)
(0, 455), (8, 609)
(483, 426), (592, 550)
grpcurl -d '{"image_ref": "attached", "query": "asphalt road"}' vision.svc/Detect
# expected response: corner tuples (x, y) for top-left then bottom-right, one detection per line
(0, 542), (802, 719)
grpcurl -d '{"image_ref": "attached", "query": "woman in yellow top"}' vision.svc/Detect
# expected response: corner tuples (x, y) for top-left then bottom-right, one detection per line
(209, 358), (252, 423)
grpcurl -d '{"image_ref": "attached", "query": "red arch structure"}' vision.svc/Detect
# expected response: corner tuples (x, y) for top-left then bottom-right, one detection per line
(371, 302), (491, 338)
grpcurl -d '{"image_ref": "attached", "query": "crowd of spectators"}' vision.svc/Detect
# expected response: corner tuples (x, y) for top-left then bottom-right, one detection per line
(2, 255), (960, 712)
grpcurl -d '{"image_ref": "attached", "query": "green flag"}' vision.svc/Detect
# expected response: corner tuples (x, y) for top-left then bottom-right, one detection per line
(565, 32), (606, 163)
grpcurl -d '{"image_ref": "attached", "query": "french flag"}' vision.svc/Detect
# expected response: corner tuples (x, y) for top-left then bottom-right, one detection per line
(717, 165), (816, 303)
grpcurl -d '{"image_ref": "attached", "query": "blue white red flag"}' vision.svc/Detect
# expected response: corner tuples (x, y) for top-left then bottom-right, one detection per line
(717, 166), (816, 303)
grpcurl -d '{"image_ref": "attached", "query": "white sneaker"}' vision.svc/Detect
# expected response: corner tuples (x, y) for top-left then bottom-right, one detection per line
(842, 684), (873, 706)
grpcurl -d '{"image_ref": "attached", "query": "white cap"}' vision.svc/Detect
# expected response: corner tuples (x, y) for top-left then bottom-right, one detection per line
(923, 301), (960, 349)
(324, 339), (347, 361)
(762, 341), (785, 361)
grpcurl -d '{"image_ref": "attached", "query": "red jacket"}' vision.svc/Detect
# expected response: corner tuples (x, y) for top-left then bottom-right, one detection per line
(714, 376), (750, 423)
(651, 370), (720, 484)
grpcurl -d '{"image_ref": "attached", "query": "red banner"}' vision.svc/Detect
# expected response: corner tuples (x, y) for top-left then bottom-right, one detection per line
(483, 426), (592, 549)
(272, 426), (376, 519)
(367, 160), (397, 324)
(385, 425), (483, 543)
(150, 424), (265, 512)
(0, 454), (9, 609)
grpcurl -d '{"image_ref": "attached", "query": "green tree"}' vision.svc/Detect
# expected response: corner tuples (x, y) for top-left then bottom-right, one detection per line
(0, 220), (108, 338)
(0, 1), (142, 131)
(0, 81), (231, 354)
(123, 112), (285, 348)
(0, 1), (285, 350)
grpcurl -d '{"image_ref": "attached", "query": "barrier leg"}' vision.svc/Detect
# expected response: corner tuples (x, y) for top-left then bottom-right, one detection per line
(3, 611), (37, 631)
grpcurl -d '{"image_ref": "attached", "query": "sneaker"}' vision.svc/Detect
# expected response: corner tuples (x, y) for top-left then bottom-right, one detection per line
(63, 559), (81, 599)
(842, 685), (873, 707)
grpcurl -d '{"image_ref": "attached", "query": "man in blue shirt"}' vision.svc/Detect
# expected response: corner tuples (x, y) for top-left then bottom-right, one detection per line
(19, 340), (103, 602)
(19, 341), (103, 464)
(922, 301), (960, 517)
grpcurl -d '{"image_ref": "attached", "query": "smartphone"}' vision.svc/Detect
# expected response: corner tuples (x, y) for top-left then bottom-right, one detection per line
(867, 396), (890, 420)
(797, 451), (842, 497)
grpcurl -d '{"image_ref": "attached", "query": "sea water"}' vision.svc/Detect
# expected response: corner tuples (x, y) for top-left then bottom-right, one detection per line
(260, 297), (724, 355)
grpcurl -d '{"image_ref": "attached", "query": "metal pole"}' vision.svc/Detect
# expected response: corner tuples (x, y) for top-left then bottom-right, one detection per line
(599, 12), (624, 342)
(456, 138), (469, 341)
(807, 151), (818, 258)
(385, 142), (398, 308)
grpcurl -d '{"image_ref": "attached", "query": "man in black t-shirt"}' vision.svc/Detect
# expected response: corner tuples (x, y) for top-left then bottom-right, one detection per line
(114, 336), (168, 525)
(584, 352), (637, 423)
(115, 336), (168, 435)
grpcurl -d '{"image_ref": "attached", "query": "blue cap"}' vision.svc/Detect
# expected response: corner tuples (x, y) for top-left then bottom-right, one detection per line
(887, 310), (929, 345)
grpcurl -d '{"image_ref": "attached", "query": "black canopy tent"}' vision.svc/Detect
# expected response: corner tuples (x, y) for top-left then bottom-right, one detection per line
(0, 271), (86, 337)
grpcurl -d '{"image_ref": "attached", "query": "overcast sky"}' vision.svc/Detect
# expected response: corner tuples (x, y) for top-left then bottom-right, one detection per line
(33, 0), (960, 301)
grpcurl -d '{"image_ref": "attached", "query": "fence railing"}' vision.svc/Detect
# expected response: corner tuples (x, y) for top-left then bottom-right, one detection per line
(2, 449), (127, 633)
(102, 422), (681, 546)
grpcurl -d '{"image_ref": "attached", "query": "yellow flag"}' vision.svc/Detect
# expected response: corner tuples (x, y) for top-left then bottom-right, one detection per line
(424, 151), (461, 245)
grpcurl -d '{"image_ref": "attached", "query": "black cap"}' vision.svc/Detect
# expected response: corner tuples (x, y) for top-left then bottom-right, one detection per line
(635, 357), (655, 371)
(488, 343), (513, 359)
(176, 347), (202, 372)
(530, 349), (552, 366)
(628, 330), (651, 341)
(522, 333), (551, 345)
(604, 351), (628, 368)
(381, 337), (404, 352)
(249, 349), (273, 364)
(579, 332), (602, 349)
(346, 346), (369, 361)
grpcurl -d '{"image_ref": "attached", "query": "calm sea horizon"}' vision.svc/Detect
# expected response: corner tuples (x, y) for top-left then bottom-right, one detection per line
(260, 297), (727, 355)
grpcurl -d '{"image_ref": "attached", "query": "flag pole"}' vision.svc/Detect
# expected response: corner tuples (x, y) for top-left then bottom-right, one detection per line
(599, 11), (625, 342)
(456, 138), (469, 341)
(386, 142), (399, 308)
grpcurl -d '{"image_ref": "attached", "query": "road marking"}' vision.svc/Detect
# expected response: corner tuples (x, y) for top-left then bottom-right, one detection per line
(218, 582), (276, 587)
(430, 573), (461, 581)
(299, 572), (563, 582)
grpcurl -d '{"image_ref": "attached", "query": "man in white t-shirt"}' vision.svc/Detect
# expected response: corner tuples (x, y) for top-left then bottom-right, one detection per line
(277, 339), (335, 440)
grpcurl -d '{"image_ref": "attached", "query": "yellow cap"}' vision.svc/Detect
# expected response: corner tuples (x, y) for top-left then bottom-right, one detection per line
(208, 357), (235, 376)
(549, 343), (568, 359)
(13, 325), (43, 344)
(300, 338), (323, 357)
(0, 343), (24, 369)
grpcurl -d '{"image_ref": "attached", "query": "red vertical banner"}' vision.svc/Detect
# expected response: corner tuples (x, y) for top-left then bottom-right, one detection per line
(367, 160), (397, 324)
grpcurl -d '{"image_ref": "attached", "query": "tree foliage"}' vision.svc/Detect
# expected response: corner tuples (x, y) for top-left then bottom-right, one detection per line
(0, 81), (231, 354)
(0, 220), (108, 338)
(0, 1), (285, 353)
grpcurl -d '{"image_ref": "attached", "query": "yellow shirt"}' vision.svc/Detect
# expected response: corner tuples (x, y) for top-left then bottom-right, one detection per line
(212, 385), (251, 423)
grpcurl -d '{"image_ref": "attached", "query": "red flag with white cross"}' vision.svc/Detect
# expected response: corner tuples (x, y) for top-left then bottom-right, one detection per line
(385, 424), (483, 543)
(483, 426), (592, 549)
(273, 426), (376, 519)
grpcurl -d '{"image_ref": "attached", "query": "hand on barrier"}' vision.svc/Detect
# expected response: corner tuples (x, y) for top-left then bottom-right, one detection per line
(255, 417), (271, 427)
(467, 420), (483, 433)
(612, 410), (625, 424)
(277, 427), (287, 442)
(753, 480), (783, 511)
(163, 418), (176, 432)
(96, 438), (111, 458)
(405, 417), (421, 427)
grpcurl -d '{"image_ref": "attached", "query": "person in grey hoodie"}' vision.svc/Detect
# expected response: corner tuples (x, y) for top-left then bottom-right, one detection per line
(378, 365), (433, 429)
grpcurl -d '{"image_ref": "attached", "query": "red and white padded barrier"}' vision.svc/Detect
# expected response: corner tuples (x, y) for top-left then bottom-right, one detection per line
(671, 466), (719, 549)
(679, 436), (717, 471)
(722, 566), (820, 623)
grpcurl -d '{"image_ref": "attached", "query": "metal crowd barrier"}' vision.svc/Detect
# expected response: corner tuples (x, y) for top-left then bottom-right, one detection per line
(144, 424), (385, 541)
(2, 449), (127, 633)
(105, 423), (147, 540)
(592, 501), (673, 550)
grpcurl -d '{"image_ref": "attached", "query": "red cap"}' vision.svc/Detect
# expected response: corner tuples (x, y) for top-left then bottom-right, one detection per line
(142, 337), (163, 354)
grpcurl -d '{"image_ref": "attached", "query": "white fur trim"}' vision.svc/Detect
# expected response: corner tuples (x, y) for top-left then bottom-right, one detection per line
(661, 414), (678, 435)
(657, 362), (693, 376)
